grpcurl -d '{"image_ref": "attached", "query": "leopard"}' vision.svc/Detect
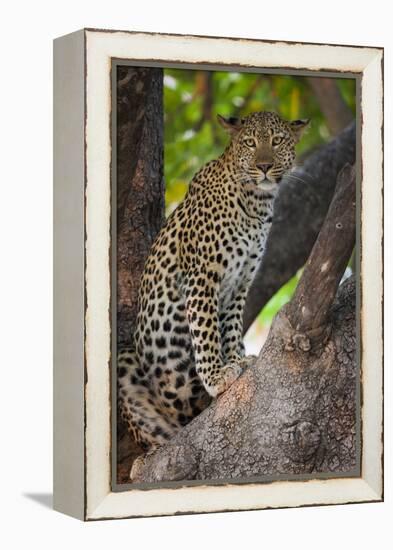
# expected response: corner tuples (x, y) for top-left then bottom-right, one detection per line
(118, 110), (309, 479)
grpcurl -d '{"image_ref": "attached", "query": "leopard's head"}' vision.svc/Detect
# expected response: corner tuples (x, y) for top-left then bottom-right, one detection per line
(218, 111), (309, 191)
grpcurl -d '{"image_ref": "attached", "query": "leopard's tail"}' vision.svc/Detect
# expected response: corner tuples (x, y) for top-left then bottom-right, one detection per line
(117, 347), (178, 453)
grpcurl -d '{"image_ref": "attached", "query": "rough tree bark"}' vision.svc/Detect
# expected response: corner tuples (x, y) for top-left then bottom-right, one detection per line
(117, 66), (165, 347)
(132, 164), (357, 483)
(116, 66), (165, 482)
(243, 120), (355, 332)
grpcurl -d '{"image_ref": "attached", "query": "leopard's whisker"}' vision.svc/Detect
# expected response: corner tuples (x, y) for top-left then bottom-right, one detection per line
(284, 172), (314, 186)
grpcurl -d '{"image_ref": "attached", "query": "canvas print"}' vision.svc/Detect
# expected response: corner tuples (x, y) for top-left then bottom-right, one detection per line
(115, 65), (358, 486)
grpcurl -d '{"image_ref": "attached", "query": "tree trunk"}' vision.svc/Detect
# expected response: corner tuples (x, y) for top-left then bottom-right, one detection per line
(243, 121), (355, 332)
(132, 164), (357, 483)
(116, 66), (165, 482)
(117, 66), (165, 347)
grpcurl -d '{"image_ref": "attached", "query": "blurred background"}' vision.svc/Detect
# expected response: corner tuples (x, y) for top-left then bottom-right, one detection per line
(163, 69), (356, 351)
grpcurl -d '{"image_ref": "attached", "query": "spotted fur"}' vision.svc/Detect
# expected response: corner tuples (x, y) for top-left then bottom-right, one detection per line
(118, 111), (309, 476)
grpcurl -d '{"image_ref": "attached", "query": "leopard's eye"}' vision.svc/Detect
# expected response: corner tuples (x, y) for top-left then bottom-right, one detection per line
(244, 138), (256, 148)
(272, 135), (283, 146)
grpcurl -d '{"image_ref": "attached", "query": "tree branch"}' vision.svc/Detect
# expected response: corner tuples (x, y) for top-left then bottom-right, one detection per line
(243, 121), (356, 333)
(307, 77), (353, 136)
(284, 164), (356, 348)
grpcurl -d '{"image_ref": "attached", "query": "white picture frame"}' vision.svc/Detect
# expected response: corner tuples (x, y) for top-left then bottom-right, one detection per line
(53, 28), (383, 521)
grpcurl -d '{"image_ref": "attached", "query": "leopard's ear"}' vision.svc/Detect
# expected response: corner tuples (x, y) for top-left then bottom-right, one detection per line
(217, 114), (244, 135)
(289, 119), (310, 143)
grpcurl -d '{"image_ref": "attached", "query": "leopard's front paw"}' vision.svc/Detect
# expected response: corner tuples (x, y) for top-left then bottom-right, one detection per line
(238, 354), (258, 369)
(207, 363), (243, 398)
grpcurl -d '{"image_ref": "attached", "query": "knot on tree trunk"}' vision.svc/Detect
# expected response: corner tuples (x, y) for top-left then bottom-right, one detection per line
(279, 420), (322, 463)
(273, 308), (332, 354)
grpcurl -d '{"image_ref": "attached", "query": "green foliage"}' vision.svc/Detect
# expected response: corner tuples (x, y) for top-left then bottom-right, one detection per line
(258, 271), (302, 327)
(163, 69), (355, 324)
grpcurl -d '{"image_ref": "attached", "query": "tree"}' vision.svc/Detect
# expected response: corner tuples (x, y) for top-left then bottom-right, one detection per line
(116, 68), (358, 483)
(116, 66), (165, 481)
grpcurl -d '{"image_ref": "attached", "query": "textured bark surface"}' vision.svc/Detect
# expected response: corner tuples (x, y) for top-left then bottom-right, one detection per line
(243, 121), (356, 332)
(117, 66), (165, 348)
(116, 67), (165, 481)
(134, 278), (356, 482)
(133, 166), (357, 483)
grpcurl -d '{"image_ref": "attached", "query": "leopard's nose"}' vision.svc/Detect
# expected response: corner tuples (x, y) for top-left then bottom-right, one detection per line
(256, 163), (273, 174)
